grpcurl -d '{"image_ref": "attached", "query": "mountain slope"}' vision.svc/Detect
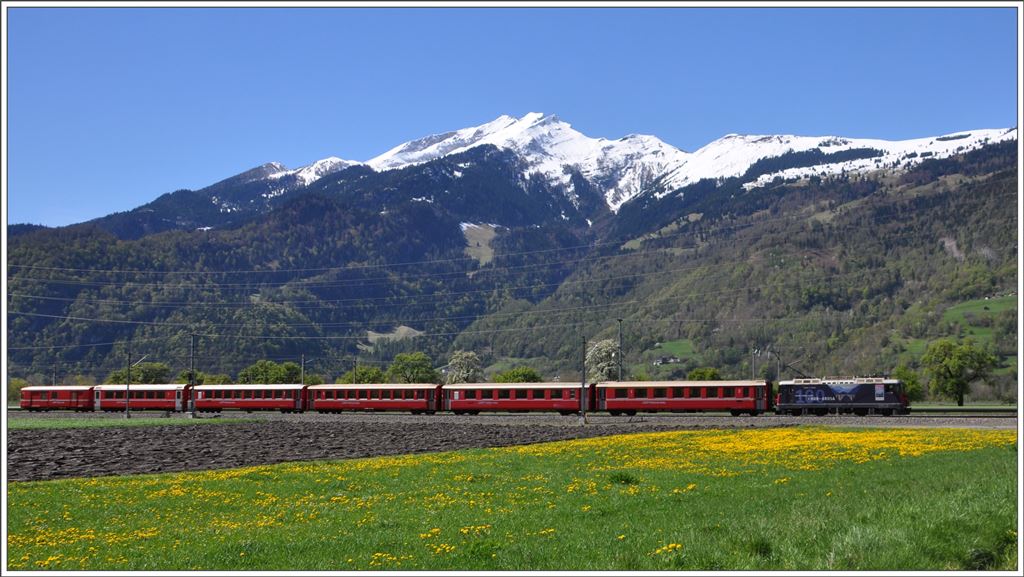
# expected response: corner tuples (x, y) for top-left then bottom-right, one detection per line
(57, 113), (1016, 241)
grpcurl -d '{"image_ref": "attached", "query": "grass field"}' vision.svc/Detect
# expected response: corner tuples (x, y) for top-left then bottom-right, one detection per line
(6, 416), (257, 431)
(652, 338), (700, 360)
(6, 427), (1017, 571)
(942, 295), (1017, 322)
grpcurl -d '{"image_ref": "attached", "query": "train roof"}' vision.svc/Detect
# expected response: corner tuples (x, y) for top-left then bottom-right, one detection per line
(21, 385), (94, 392)
(595, 380), (767, 388)
(443, 382), (579, 390)
(193, 383), (306, 390)
(779, 377), (899, 385)
(94, 384), (190, 391)
(308, 383), (439, 390)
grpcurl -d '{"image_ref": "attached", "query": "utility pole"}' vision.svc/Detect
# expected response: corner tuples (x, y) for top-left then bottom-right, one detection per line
(189, 334), (196, 417)
(352, 357), (357, 384)
(301, 354), (305, 385)
(617, 318), (624, 381)
(579, 335), (587, 425)
(125, 339), (131, 419)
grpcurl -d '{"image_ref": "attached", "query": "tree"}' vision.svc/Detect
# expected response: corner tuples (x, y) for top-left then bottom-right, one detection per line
(8, 377), (30, 401)
(446, 350), (482, 384)
(921, 338), (997, 406)
(236, 360), (301, 384)
(494, 366), (542, 383)
(237, 360), (281, 384)
(279, 362), (302, 384)
(892, 364), (925, 402)
(385, 352), (439, 384)
(105, 362), (171, 384)
(337, 365), (386, 384)
(177, 369), (207, 385)
(687, 367), (721, 381)
(586, 339), (618, 382)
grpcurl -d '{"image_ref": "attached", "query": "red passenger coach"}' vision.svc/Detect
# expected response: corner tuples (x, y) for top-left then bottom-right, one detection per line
(443, 383), (588, 415)
(308, 384), (442, 414)
(596, 380), (770, 416)
(193, 384), (307, 413)
(20, 386), (95, 411)
(93, 384), (191, 412)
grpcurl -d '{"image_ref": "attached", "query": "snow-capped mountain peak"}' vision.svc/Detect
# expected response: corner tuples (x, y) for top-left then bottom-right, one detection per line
(366, 112), (690, 211)
(262, 114), (1016, 215)
(268, 156), (361, 186)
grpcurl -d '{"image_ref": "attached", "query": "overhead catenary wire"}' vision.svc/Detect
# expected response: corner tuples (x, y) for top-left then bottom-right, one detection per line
(5, 210), (808, 277)
(4, 209), (947, 294)
(6, 264), (900, 335)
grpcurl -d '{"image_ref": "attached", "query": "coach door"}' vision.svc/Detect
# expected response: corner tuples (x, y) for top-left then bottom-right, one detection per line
(295, 391), (302, 411)
(756, 386), (765, 411)
(175, 389), (183, 412)
(94, 389), (102, 411)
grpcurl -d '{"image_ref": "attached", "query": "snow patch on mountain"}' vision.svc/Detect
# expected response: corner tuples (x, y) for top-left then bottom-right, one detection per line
(737, 128), (1017, 190)
(268, 156), (361, 186)
(253, 114), (1016, 216)
(367, 112), (689, 211)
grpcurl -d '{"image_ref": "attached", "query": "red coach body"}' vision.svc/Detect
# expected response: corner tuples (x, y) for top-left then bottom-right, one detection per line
(443, 383), (589, 415)
(20, 386), (95, 411)
(192, 384), (307, 413)
(308, 383), (442, 414)
(92, 384), (191, 412)
(596, 380), (769, 416)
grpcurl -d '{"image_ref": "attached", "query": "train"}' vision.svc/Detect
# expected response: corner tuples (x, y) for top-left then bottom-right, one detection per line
(18, 377), (910, 416)
(776, 377), (911, 416)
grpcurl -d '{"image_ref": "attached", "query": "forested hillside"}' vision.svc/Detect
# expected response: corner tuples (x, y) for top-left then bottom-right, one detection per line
(7, 140), (1018, 397)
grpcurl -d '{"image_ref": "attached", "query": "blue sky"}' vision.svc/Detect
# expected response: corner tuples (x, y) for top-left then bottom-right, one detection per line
(6, 6), (1020, 226)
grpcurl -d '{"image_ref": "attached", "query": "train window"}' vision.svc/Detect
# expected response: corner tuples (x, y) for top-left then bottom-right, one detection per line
(247, 390), (255, 399)
(672, 387), (683, 398)
(116, 391), (124, 399)
(41, 392), (49, 400)
(498, 389), (510, 399)
(531, 389), (545, 400)
(723, 387), (734, 398)
(688, 387), (700, 398)
(653, 388), (666, 398)
(369, 390), (379, 400)
(613, 388), (629, 399)
(569, 389), (577, 399)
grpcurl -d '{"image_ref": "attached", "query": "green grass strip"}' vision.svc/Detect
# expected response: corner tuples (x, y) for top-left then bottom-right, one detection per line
(7, 416), (257, 430)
